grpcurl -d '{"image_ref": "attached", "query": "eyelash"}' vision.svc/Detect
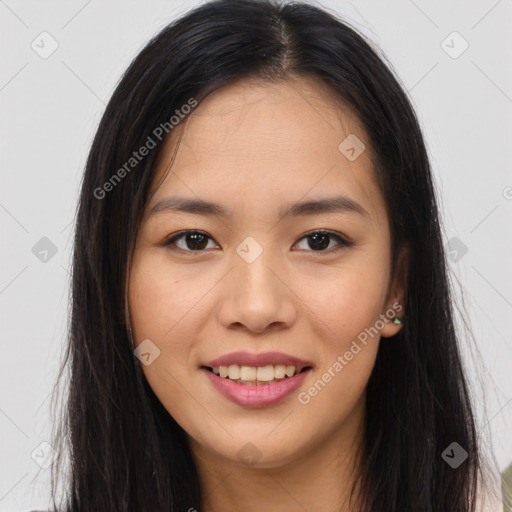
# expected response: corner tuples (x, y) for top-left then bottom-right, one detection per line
(162, 229), (354, 256)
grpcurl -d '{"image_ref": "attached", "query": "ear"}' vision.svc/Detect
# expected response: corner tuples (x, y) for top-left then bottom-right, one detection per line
(380, 243), (409, 338)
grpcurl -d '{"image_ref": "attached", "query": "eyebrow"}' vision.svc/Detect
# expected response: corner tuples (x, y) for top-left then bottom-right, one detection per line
(148, 195), (369, 220)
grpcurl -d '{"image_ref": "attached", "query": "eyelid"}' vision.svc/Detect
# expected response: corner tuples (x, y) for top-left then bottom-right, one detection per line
(163, 230), (219, 253)
(299, 229), (354, 245)
(294, 229), (354, 255)
(162, 229), (354, 254)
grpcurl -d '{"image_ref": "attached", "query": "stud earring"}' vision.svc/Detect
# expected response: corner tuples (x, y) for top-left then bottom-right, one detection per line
(393, 317), (402, 325)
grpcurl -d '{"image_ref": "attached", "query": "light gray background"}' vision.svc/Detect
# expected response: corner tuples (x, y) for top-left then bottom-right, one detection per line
(1, 0), (511, 510)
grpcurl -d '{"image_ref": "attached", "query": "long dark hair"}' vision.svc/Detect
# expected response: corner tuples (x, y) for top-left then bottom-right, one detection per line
(48, 0), (483, 510)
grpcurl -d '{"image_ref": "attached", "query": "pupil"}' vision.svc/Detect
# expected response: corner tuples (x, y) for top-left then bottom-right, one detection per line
(186, 233), (208, 250)
(309, 233), (329, 250)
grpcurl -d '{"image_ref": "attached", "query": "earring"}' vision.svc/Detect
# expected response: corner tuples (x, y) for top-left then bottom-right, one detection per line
(393, 317), (402, 325)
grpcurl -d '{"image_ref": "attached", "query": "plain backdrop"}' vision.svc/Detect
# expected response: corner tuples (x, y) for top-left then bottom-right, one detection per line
(1, 0), (511, 510)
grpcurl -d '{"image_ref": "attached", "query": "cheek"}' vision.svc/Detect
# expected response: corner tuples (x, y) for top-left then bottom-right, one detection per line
(128, 252), (213, 393)
(128, 253), (210, 421)
(129, 252), (208, 342)
(296, 269), (386, 423)
(300, 261), (389, 350)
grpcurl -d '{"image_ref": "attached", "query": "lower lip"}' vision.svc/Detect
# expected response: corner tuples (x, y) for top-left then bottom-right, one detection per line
(201, 367), (311, 407)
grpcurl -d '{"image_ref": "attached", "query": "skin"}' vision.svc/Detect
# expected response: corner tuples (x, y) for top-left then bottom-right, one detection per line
(128, 75), (407, 512)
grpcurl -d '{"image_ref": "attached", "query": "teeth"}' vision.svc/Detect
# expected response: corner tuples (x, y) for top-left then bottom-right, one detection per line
(240, 366), (257, 381)
(256, 365), (274, 381)
(285, 365), (295, 377)
(274, 364), (286, 379)
(211, 364), (306, 382)
(228, 365), (240, 380)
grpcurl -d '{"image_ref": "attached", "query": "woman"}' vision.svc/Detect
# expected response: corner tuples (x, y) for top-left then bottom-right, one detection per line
(45, 0), (501, 510)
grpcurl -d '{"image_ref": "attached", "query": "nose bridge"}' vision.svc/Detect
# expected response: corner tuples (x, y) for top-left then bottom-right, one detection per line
(233, 240), (282, 303)
(218, 237), (296, 331)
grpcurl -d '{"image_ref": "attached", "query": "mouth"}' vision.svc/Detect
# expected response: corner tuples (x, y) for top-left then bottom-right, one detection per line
(201, 364), (313, 385)
(200, 360), (313, 407)
(200, 351), (314, 407)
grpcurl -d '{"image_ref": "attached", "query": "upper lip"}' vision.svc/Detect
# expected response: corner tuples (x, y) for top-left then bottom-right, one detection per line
(202, 351), (313, 371)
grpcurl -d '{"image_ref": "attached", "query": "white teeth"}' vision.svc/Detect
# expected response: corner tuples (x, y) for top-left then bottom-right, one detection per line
(285, 365), (295, 377)
(274, 364), (286, 379)
(210, 364), (306, 382)
(240, 366), (257, 381)
(228, 364), (240, 380)
(256, 365), (274, 381)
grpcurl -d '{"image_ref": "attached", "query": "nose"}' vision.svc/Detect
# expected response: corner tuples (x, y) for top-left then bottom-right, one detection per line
(217, 250), (297, 334)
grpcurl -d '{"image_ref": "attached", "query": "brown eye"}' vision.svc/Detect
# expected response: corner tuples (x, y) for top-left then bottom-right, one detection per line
(294, 230), (354, 253)
(163, 230), (218, 252)
(163, 229), (354, 255)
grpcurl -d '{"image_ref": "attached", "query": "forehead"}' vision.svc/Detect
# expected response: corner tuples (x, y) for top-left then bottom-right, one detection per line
(147, 76), (386, 225)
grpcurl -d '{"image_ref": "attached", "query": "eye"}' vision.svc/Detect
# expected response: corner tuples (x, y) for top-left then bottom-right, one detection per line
(163, 229), (354, 255)
(163, 230), (219, 253)
(293, 230), (354, 254)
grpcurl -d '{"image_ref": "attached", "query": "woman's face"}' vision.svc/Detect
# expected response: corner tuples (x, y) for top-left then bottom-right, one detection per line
(128, 76), (405, 470)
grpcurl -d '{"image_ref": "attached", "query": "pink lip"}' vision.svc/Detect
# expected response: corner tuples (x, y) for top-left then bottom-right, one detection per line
(201, 367), (312, 407)
(202, 351), (313, 369)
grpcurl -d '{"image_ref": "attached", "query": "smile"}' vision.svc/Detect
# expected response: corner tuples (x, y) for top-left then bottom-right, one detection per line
(201, 365), (312, 407)
(200, 351), (314, 407)
(207, 364), (309, 384)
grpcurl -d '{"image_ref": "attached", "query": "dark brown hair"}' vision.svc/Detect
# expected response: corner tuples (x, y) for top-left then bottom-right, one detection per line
(49, 0), (482, 510)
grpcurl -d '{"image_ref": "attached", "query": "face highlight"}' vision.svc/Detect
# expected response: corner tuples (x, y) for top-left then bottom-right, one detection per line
(128, 76), (405, 472)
